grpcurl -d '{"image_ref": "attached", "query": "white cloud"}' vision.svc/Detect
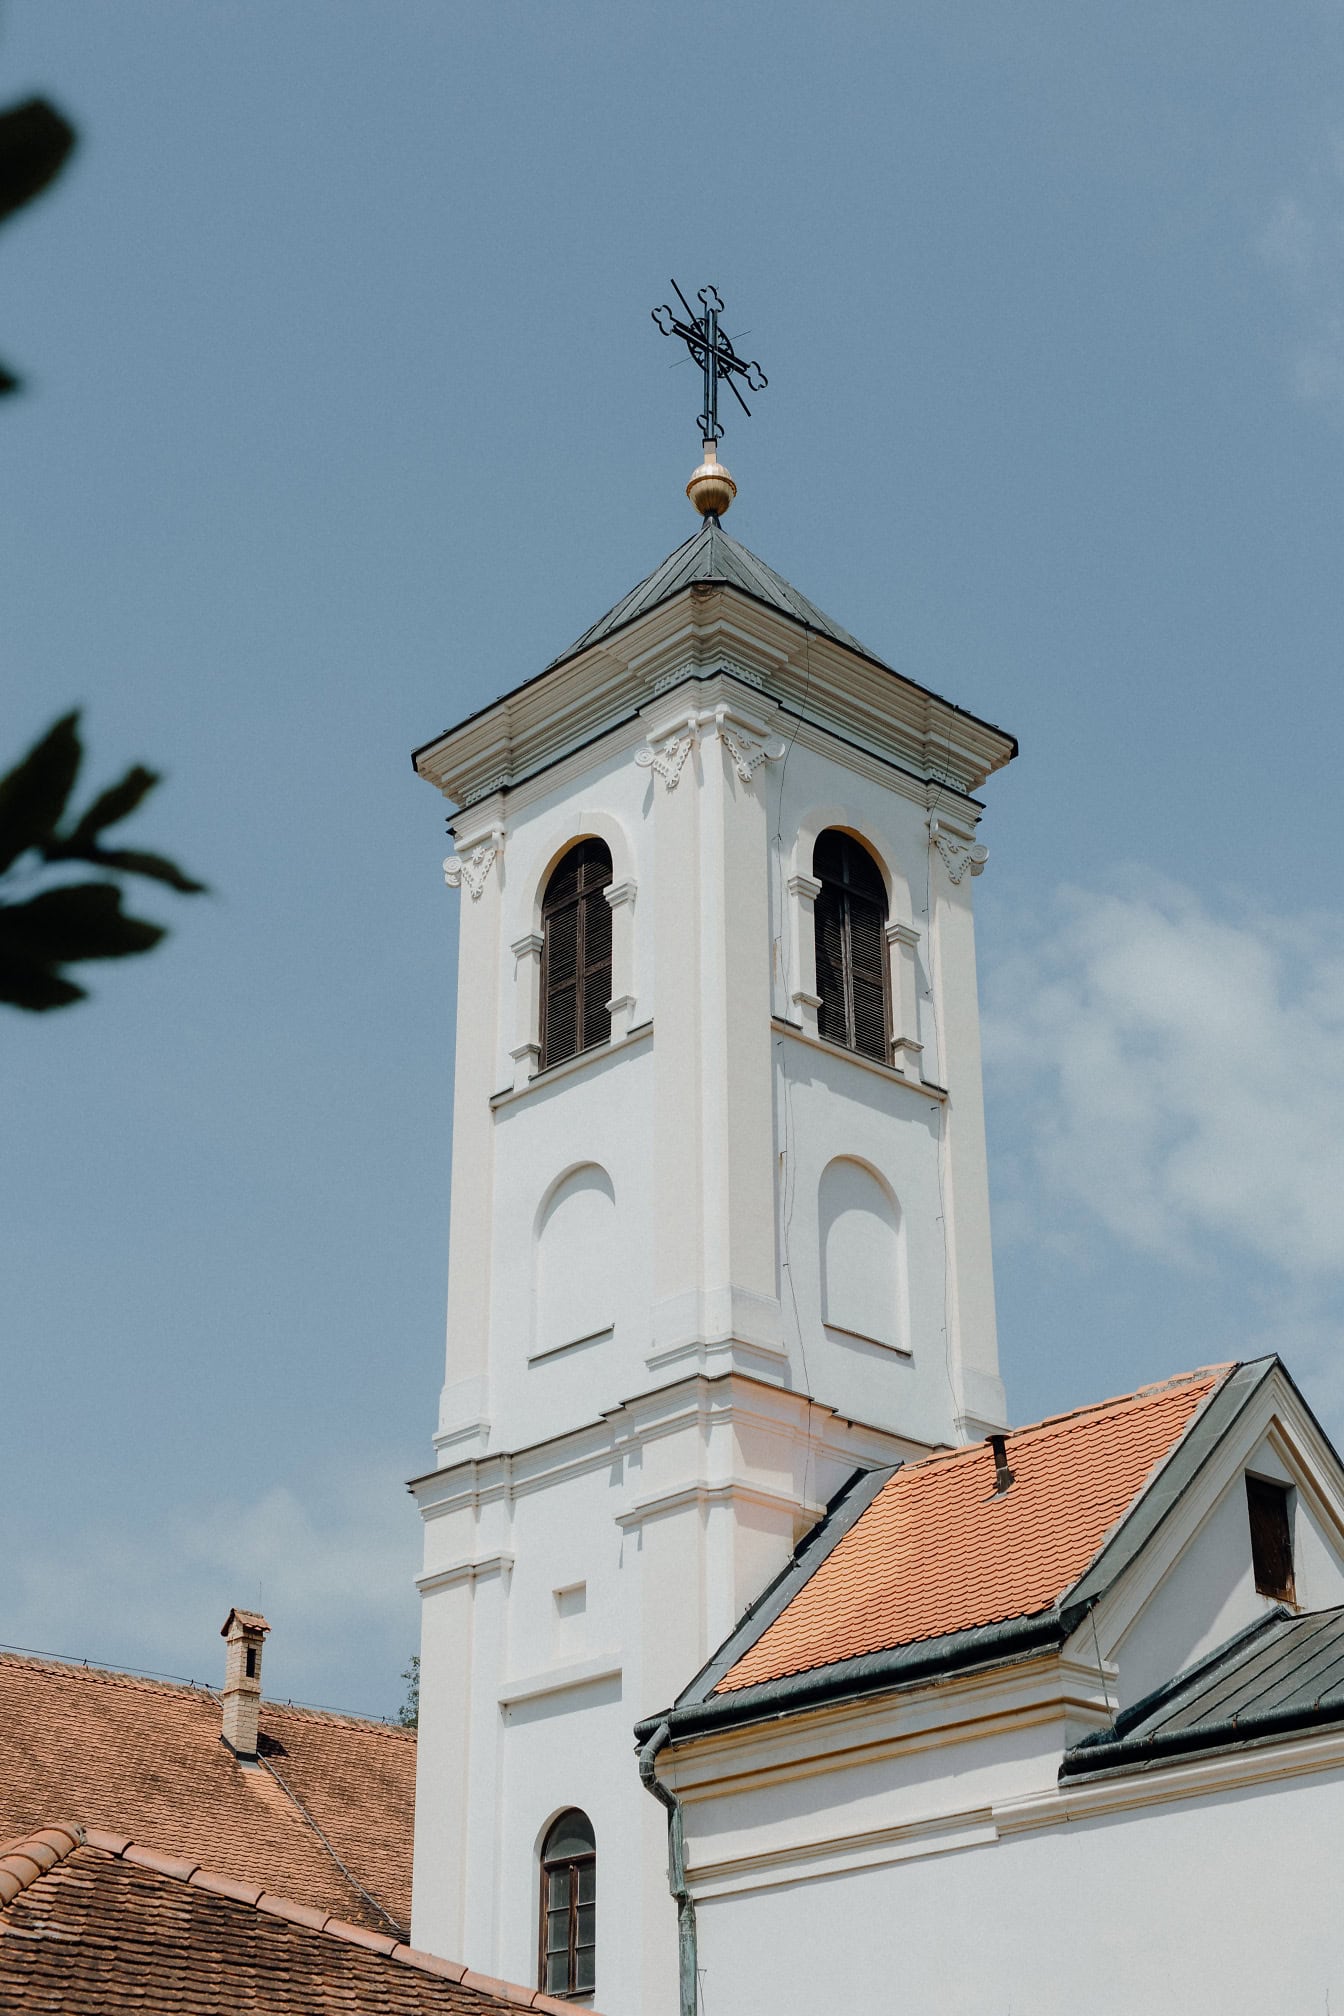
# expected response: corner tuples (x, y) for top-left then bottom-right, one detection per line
(1258, 134), (1344, 421)
(1, 1460), (420, 1718)
(983, 878), (1344, 1280)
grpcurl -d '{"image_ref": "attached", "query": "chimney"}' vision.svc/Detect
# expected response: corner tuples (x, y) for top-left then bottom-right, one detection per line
(219, 1607), (270, 1761)
(988, 1433), (1015, 1495)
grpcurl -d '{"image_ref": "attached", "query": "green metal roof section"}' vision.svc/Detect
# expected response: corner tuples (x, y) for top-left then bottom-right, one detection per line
(548, 518), (878, 671)
(1062, 1604), (1344, 1779)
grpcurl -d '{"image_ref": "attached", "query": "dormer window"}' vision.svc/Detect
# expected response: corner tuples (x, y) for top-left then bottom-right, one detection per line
(541, 841), (613, 1070)
(1247, 1474), (1296, 1603)
(813, 830), (889, 1062)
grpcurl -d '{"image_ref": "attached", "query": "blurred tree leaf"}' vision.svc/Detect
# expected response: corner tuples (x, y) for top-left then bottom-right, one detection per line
(0, 88), (208, 1013)
(0, 96), (77, 393)
(0, 711), (206, 1013)
(0, 710), (81, 873)
(0, 883), (165, 963)
(64, 763), (160, 844)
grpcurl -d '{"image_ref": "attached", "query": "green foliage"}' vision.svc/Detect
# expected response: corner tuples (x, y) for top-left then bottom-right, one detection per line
(398, 1653), (420, 1730)
(0, 711), (206, 1012)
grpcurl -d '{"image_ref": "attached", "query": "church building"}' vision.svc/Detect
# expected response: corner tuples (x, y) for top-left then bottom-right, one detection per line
(409, 424), (1344, 2016)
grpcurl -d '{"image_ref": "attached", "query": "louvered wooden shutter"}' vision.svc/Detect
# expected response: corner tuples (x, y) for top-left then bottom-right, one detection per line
(847, 893), (887, 1060)
(814, 882), (846, 1046)
(581, 872), (613, 1052)
(812, 830), (890, 1062)
(541, 840), (613, 1069)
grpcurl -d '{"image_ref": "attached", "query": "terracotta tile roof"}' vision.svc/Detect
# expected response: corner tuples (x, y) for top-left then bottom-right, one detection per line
(716, 1366), (1232, 1695)
(0, 1824), (598, 2015)
(0, 1653), (414, 1934)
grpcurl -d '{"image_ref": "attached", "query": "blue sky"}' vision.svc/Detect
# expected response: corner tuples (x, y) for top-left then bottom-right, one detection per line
(3, 1), (1342, 1718)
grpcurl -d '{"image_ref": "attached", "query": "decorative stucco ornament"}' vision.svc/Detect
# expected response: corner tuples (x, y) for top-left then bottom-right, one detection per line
(635, 727), (697, 790)
(719, 721), (787, 785)
(443, 838), (500, 900)
(928, 818), (989, 884)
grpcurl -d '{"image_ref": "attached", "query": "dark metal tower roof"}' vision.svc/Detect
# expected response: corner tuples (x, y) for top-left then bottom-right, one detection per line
(548, 518), (876, 671)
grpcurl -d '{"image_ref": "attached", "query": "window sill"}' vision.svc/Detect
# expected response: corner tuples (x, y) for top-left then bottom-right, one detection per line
(498, 1654), (622, 1708)
(529, 1326), (614, 1365)
(490, 1021), (652, 1110)
(824, 1323), (913, 1359)
(771, 1017), (947, 1099)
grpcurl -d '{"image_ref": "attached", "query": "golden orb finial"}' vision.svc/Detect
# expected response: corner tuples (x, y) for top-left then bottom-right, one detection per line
(686, 439), (736, 519)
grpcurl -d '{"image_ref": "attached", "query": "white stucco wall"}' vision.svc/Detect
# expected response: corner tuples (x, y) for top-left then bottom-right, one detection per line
(414, 628), (1011, 2007)
(692, 1765), (1344, 2016)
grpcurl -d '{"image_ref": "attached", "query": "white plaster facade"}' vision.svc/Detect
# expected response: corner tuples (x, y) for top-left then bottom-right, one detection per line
(408, 551), (1016, 2012)
(664, 1366), (1344, 2016)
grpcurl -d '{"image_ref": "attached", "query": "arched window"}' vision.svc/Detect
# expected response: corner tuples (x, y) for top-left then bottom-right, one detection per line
(541, 841), (613, 1070)
(539, 1808), (596, 2000)
(813, 830), (889, 1062)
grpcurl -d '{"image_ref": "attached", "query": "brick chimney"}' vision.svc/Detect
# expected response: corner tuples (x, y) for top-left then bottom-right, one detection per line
(219, 1607), (270, 1761)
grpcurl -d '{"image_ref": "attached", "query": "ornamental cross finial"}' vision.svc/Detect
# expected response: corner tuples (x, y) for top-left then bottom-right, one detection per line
(652, 282), (767, 447)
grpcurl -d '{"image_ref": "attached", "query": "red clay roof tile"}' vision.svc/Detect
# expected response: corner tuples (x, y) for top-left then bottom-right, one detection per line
(717, 1365), (1232, 1694)
(0, 1827), (613, 2015)
(0, 1652), (415, 1934)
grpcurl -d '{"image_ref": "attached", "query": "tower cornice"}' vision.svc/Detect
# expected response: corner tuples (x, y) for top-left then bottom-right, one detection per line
(414, 573), (1016, 814)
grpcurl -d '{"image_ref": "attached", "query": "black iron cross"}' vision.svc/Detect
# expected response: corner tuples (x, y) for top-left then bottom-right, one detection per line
(652, 282), (767, 444)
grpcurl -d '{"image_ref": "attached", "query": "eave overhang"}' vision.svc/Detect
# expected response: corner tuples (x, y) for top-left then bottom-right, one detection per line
(635, 1359), (1299, 1756)
(413, 575), (1017, 815)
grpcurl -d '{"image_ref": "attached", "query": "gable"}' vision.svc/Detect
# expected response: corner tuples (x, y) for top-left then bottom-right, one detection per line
(1089, 1371), (1344, 1711)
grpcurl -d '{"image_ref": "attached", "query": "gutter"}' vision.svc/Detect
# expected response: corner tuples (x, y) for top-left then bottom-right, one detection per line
(637, 1722), (697, 2016)
(634, 1610), (1067, 1748)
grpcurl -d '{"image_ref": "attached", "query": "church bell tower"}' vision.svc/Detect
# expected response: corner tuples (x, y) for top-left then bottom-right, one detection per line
(407, 346), (1017, 2011)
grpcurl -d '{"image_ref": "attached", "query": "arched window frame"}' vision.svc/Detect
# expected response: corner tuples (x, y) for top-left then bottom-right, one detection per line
(811, 831), (890, 1062)
(508, 825), (637, 1091)
(784, 816), (923, 1075)
(536, 840), (614, 1072)
(538, 1809), (596, 2001)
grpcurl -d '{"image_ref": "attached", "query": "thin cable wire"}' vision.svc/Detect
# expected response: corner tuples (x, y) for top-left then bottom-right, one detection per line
(0, 1639), (401, 1724)
(771, 627), (817, 1509)
(1088, 1598), (1114, 1723)
(259, 1751), (408, 1939)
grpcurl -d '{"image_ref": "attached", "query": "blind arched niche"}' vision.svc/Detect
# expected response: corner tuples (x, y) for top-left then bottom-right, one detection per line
(533, 1164), (616, 1358)
(819, 1156), (905, 1352)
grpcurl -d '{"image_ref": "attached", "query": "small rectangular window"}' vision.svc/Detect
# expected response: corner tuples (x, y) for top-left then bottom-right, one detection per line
(1247, 1474), (1296, 1603)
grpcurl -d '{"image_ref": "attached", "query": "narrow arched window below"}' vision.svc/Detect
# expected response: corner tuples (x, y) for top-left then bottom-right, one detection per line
(539, 1808), (596, 2000)
(813, 830), (889, 1062)
(541, 841), (613, 1070)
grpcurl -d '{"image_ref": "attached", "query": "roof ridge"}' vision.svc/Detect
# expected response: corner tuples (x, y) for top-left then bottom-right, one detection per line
(887, 1363), (1239, 1481)
(0, 1647), (414, 1734)
(0, 1823), (85, 1906)
(43, 1828), (593, 2015)
(0, 1649), (219, 1700)
(261, 1698), (416, 1737)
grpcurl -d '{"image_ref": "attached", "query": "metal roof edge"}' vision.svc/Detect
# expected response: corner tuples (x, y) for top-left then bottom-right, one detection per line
(1059, 1691), (1344, 1782)
(669, 1464), (899, 1712)
(1059, 1360), (1277, 1632)
(632, 1610), (1065, 1748)
(411, 545), (1019, 787)
(1069, 1608), (1290, 1756)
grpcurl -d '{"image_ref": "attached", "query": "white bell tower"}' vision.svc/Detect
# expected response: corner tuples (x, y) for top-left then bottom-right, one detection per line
(407, 453), (1016, 2012)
